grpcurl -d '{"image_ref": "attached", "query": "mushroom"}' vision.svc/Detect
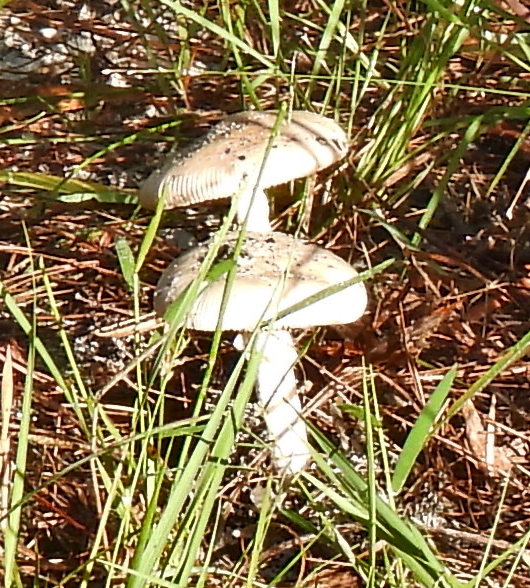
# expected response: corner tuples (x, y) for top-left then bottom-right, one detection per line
(154, 231), (368, 474)
(139, 110), (349, 232)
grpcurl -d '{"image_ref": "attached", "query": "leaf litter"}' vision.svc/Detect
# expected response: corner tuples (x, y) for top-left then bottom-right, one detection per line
(1, 0), (530, 586)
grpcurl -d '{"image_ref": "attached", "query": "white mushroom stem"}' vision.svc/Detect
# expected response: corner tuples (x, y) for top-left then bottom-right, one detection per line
(236, 186), (272, 232)
(236, 330), (309, 474)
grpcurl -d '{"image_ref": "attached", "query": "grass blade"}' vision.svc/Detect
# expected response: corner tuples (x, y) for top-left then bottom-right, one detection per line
(392, 365), (456, 494)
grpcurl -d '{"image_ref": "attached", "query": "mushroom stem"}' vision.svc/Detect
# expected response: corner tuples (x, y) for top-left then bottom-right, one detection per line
(236, 187), (272, 232)
(251, 330), (309, 474)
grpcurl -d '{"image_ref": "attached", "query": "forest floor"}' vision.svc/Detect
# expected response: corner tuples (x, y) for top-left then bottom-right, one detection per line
(1, 0), (530, 586)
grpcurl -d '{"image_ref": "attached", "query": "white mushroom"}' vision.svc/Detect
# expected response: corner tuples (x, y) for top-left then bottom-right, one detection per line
(154, 232), (368, 474)
(139, 111), (349, 232)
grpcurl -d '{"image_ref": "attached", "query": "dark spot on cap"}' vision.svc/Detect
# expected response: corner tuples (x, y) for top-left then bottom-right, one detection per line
(332, 138), (345, 151)
(225, 147), (231, 154)
(238, 155), (246, 161)
(215, 244), (233, 262)
(240, 252), (252, 263)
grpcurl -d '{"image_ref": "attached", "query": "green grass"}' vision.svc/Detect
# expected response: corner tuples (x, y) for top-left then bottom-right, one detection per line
(2, 0), (530, 586)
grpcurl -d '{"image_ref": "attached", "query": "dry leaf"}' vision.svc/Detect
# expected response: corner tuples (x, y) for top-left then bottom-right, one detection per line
(461, 399), (514, 477)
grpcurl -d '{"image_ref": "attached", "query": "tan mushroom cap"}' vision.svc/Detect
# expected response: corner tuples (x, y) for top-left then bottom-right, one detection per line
(138, 110), (349, 211)
(154, 232), (367, 331)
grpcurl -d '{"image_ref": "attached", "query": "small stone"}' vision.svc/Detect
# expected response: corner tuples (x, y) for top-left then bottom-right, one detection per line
(40, 27), (58, 40)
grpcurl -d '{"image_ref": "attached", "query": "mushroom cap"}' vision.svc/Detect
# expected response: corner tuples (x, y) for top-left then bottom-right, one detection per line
(138, 110), (349, 210)
(154, 232), (367, 331)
